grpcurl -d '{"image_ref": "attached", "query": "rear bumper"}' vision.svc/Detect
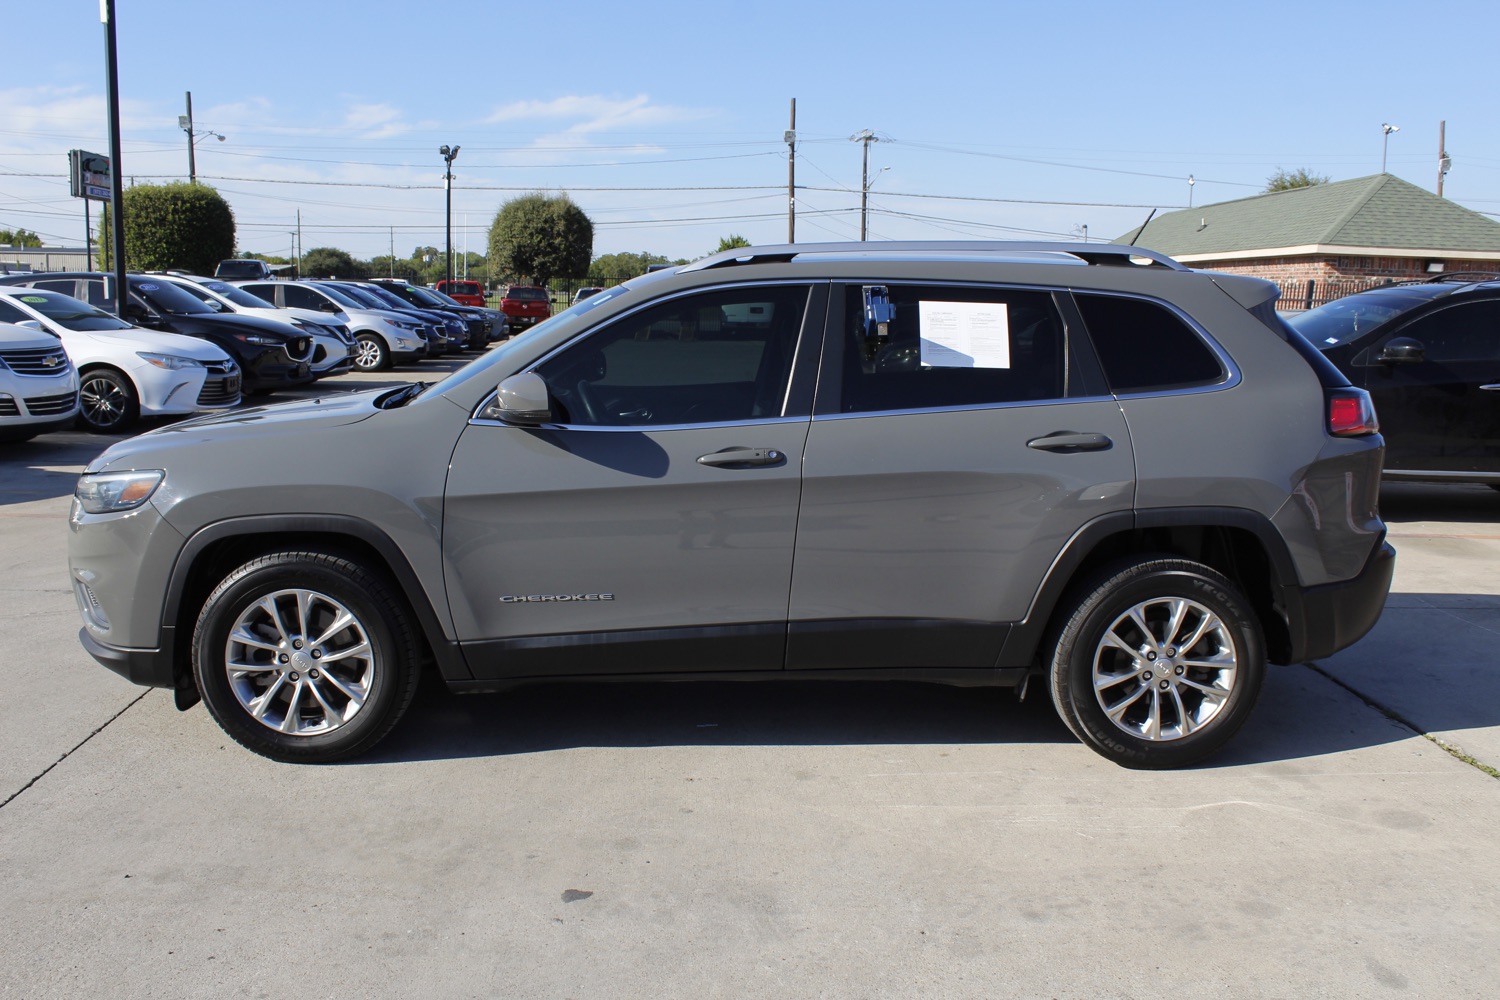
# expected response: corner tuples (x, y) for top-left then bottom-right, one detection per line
(1285, 538), (1396, 663)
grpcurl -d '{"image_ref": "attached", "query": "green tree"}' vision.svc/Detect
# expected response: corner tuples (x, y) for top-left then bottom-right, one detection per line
(369, 255), (422, 281)
(0, 227), (43, 248)
(1264, 168), (1330, 193)
(118, 181), (235, 273)
(588, 251), (671, 287)
(299, 246), (366, 279)
(488, 193), (593, 286)
(714, 234), (751, 254)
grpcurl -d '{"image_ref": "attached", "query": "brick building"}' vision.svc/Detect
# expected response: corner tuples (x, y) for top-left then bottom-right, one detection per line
(1112, 174), (1500, 310)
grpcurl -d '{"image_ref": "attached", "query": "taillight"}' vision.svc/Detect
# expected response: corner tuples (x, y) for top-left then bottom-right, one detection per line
(1327, 388), (1379, 436)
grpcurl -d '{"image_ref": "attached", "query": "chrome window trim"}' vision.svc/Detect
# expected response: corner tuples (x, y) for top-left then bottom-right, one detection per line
(813, 394), (1119, 422)
(469, 279), (819, 425)
(467, 414), (812, 433)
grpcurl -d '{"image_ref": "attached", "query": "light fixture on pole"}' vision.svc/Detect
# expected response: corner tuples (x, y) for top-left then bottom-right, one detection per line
(1381, 123), (1400, 174)
(178, 91), (225, 184)
(440, 144), (460, 287)
(1188, 174), (1195, 208)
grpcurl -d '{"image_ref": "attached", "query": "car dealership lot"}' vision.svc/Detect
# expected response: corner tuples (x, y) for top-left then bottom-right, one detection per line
(2, 367), (1498, 997)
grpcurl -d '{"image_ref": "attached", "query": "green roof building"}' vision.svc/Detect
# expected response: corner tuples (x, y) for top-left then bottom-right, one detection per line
(1113, 175), (1500, 309)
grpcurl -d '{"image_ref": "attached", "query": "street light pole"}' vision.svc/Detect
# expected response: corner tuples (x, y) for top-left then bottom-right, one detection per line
(851, 130), (882, 241)
(101, 0), (127, 315)
(178, 91), (225, 185)
(1381, 123), (1400, 174)
(440, 144), (460, 287)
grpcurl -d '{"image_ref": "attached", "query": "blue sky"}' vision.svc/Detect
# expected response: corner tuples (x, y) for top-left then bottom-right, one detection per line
(3, 0), (1497, 268)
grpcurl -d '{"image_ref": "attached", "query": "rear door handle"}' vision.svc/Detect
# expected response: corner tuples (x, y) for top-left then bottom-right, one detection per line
(697, 446), (785, 467)
(1026, 431), (1113, 453)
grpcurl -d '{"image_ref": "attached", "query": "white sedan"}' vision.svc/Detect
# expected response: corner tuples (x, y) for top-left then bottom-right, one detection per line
(0, 287), (240, 433)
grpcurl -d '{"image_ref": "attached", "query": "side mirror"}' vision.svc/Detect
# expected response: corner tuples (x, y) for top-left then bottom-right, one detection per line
(319, 300), (339, 313)
(481, 372), (552, 426)
(15, 319), (43, 331)
(1378, 336), (1425, 364)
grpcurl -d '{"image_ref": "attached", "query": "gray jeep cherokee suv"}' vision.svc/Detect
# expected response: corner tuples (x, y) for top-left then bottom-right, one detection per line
(69, 242), (1395, 768)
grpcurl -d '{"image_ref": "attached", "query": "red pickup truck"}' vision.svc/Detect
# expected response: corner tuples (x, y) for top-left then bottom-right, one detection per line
(434, 279), (486, 307)
(499, 285), (552, 329)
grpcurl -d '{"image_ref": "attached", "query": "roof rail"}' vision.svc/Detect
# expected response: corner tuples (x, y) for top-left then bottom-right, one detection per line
(678, 241), (1187, 274)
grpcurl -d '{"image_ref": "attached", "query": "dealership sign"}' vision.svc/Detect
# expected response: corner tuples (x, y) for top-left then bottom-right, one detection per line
(69, 149), (112, 201)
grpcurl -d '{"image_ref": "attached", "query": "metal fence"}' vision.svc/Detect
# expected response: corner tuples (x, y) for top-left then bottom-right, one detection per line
(1274, 277), (1392, 313)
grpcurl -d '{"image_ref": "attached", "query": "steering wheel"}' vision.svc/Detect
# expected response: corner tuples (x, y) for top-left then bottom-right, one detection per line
(572, 379), (602, 424)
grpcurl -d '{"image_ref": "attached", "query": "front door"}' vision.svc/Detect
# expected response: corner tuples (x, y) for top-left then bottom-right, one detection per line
(1360, 299), (1500, 476)
(444, 282), (823, 680)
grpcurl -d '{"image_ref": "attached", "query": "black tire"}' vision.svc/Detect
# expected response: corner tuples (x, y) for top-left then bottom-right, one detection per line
(77, 367), (140, 433)
(1048, 557), (1265, 770)
(353, 333), (391, 371)
(191, 550), (421, 763)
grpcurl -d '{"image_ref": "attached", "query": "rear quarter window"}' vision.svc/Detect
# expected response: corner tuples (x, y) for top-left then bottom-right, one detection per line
(1074, 293), (1225, 393)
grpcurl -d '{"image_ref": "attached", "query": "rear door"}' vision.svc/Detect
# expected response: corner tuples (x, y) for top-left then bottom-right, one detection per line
(444, 282), (824, 679)
(787, 281), (1134, 670)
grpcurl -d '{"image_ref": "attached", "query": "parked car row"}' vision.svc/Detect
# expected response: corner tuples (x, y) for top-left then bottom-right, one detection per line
(0, 270), (509, 438)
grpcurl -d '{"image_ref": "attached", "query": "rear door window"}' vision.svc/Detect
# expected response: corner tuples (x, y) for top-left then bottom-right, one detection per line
(829, 283), (1071, 414)
(1393, 301), (1500, 362)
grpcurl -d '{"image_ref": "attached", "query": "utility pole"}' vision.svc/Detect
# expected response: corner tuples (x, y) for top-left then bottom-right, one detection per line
(1438, 120), (1451, 197)
(184, 92), (196, 183)
(852, 129), (880, 241)
(295, 209), (302, 278)
(786, 99), (796, 243)
(390, 226), (395, 277)
(101, 0), (127, 315)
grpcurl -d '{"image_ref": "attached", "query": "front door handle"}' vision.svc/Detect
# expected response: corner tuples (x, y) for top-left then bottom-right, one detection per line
(1026, 431), (1113, 453)
(1480, 384), (1500, 391)
(697, 446), (786, 468)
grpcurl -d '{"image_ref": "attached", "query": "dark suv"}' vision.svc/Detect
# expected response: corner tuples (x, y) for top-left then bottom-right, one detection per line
(67, 242), (1394, 769)
(0, 272), (315, 393)
(499, 285), (552, 329)
(1289, 276), (1500, 487)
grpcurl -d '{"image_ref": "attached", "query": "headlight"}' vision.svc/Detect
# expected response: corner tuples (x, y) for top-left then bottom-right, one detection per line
(231, 333), (281, 345)
(136, 352), (205, 370)
(395, 320), (422, 331)
(75, 470), (165, 514)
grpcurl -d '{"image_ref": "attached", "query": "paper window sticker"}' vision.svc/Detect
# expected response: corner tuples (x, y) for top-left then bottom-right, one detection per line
(918, 300), (1011, 369)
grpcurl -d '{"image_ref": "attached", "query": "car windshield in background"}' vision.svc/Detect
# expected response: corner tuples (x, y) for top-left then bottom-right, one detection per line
(1289, 286), (1450, 345)
(507, 287), (549, 301)
(309, 283), (365, 310)
(204, 282), (275, 309)
(405, 286), (450, 307)
(449, 282), (481, 295)
(6, 290), (134, 331)
(132, 279), (217, 315)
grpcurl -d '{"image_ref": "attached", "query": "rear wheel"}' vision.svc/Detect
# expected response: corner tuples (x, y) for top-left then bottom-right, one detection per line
(77, 367), (139, 433)
(354, 333), (391, 371)
(1048, 557), (1265, 769)
(191, 550), (421, 763)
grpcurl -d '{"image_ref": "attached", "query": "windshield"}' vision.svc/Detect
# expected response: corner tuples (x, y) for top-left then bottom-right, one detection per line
(202, 281), (274, 309)
(318, 283), (385, 309)
(131, 278), (217, 315)
(1288, 286), (1449, 346)
(307, 283), (364, 310)
(3, 290), (134, 331)
(406, 286), (451, 307)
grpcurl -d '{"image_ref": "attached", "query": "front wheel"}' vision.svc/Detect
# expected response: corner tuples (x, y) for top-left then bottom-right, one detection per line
(353, 333), (390, 371)
(78, 367), (139, 433)
(1048, 557), (1265, 769)
(191, 550), (421, 763)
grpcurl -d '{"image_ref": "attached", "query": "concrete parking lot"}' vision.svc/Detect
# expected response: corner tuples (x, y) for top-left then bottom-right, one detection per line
(2, 363), (1498, 998)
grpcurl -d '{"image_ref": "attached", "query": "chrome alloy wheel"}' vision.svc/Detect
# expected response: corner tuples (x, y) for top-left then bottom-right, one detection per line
(224, 588), (375, 736)
(79, 372), (131, 430)
(354, 338), (383, 370)
(1091, 596), (1237, 742)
